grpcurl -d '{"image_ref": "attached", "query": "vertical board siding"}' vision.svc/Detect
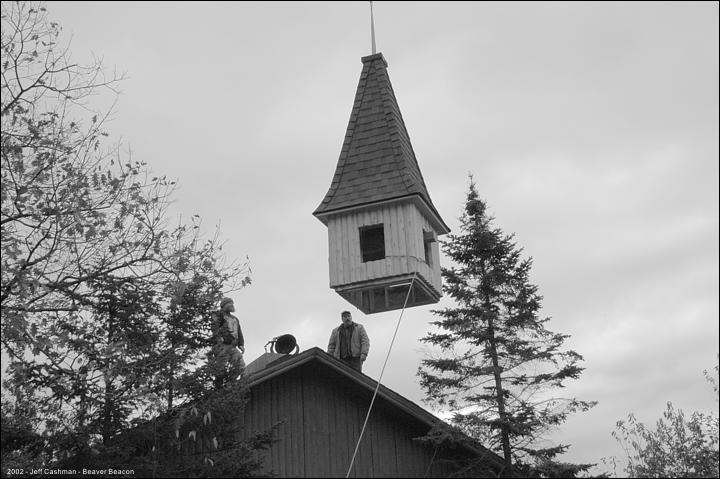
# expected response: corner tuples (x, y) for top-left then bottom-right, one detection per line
(349, 213), (361, 283)
(336, 215), (345, 286)
(342, 384), (357, 478)
(303, 372), (322, 477)
(422, 213), (442, 293)
(328, 218), (338, 286)
(391, 204), (404, 277)
(262, 382), (276, 474)
(385, 205), (397, 277)
(329, 202), (442, 292)
(271, 380), (282, 476)
(292, 373), (305, 477)
(396, 203), (408, 277)
(341, 214), (349, 286)
(416, 209), (442, 293)
(354, 397), (374, 478)
(403, 203), (419, 274)
(370, 409), (398, 478)
(328, 378), (342, 477)
(348, 213), (358, 284)
(240, 364), (471, 477)
(274, 376), (286, 478)
(360, 210), (371, 280)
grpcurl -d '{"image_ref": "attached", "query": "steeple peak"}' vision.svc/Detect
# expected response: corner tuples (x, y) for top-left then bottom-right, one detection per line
(370, 0), (377, 55)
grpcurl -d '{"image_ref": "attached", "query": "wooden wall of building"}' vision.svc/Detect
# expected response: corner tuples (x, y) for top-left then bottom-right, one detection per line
(326, 201), (441, 294)
(241, 363), (453, 478)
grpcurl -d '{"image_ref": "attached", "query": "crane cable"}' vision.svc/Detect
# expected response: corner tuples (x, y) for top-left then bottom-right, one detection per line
(345, 270), (418, 478)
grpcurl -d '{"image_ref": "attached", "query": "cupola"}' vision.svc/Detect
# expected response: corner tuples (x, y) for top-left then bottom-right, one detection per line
(313, 53), (449, 314)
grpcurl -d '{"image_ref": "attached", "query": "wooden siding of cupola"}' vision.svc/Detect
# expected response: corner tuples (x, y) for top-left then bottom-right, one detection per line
(326, 200), (441, 301)
(315, 52), (449, 314)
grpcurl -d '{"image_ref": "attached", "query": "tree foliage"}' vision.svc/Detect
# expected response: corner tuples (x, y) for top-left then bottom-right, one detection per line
(1, 386), (47, 472)
(1, 2), (263, 475)
(612, 363), (719, 478)
(418, 178), (597, 477)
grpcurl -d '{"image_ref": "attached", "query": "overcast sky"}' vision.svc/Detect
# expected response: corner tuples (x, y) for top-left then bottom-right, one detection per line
(45, 1), (719, 475)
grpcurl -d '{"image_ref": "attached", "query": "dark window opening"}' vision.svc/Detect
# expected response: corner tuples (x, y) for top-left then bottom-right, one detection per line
(423, 230), (435, 266)
(360, 224), (385, 262)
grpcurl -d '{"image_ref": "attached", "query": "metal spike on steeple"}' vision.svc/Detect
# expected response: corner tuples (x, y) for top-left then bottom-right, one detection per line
(370, 1), (376, 54)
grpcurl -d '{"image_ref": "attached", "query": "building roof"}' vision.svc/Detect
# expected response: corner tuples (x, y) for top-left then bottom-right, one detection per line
(245, 347), (504, 470)
(247, 347), (437, 425)
(313, 53), (449, 233)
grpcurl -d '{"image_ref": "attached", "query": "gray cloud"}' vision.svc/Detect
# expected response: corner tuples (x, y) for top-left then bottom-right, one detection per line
(31, 2), (720, 473)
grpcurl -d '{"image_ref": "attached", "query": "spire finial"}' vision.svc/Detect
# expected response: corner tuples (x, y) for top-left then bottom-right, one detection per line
(370, 1), (376, 54)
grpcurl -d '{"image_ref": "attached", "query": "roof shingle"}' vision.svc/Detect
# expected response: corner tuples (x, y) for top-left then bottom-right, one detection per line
(313, 53), (447, 231)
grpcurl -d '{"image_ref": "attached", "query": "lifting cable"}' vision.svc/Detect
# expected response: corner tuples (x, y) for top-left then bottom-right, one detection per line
(345, 270), (418, 478)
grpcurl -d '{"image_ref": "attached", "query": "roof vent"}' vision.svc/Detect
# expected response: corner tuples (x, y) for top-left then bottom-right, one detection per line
(265, 334), (299, 355)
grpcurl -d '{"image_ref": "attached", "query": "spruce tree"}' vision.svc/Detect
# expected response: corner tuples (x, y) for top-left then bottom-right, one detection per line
(418, 179), (597, 477)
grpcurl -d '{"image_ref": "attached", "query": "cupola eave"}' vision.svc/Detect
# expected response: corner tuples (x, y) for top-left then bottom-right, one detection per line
(313, 193), (450, 236)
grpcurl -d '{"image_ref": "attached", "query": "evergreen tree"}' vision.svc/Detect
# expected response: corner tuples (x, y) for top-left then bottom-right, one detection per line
(418, 179), (597, 477)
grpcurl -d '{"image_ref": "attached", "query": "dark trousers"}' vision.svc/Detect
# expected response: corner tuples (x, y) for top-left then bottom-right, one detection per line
(211, 344), (245, 388)
(341, 356), (363, 372)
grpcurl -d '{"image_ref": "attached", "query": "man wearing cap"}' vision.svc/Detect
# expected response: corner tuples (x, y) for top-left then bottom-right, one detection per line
(327, 311), (369, 373)
(211, 297), (245, 387)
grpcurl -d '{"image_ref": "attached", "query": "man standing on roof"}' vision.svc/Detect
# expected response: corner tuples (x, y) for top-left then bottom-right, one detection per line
(211, 297), (245, 387)
(327, 311), (369, 373)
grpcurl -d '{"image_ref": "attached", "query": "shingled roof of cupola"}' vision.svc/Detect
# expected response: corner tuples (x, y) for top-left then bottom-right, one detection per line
(313, 53), (449, 233)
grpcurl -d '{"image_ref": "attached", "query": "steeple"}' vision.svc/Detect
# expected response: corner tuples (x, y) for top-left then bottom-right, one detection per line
(313, 52), (448, 315)
(313, 53), (449, 234)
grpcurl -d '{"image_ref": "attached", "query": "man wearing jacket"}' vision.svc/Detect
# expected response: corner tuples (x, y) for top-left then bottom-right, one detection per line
(327, 311), (370, 372)
(211, 297), (245, 387)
